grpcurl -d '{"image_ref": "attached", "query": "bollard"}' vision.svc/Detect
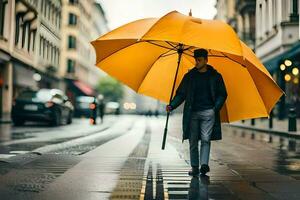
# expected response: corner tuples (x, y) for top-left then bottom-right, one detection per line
(251, 118), (255, 126)
(90, 98), (97, 125)
(288, 108), (297, 131)
(269, 110), (273, 129)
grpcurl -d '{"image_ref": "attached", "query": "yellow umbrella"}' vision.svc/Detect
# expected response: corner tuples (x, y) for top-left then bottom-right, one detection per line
(91, 10), (284, 149)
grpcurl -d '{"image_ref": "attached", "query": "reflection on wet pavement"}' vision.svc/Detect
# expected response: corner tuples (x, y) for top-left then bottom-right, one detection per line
(0, 117), (117, 157)
(224, 126), (300, 178)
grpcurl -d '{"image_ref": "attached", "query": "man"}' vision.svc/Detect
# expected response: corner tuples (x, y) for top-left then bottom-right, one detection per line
(166, 48), (228, 176)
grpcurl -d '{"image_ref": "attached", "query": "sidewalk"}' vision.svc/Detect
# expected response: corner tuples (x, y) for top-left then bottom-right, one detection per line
(0, 113), (11, 123)
(227, 117), (300, 138)
(1, 116), (300, 199)
(42, 116), (298, 200)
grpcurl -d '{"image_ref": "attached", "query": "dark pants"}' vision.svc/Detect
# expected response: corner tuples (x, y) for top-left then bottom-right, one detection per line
(189, 108), (215, 167)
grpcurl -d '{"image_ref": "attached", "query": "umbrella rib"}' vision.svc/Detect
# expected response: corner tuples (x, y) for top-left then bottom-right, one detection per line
(182, 46), (199, 57)
(160, 51), (178, 57)
(95, 40), (139, 64)
(146, 40), (177, 51)
(219, 52), (247, 68)
(184, 49), (247, 68)
(166, 41), (181, 49)
(204, 49), (247, 68)
(137, 44), (184, 93)
(182, 51), (193, 57)
(160, 49), (174, 56)
(186, 48), (194, 54)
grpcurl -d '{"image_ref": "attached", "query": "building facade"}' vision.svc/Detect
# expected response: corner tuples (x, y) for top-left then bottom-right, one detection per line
(215, 0), (300, 119)
(0, 0), (62, 121)
(255, 0), (299, 119)
(60, 0), (108, 104)
(0, 0), (13, 121)
(0, 0), (109, 121)
(236, 0), (256, 49)
(215, 0), (256, 49)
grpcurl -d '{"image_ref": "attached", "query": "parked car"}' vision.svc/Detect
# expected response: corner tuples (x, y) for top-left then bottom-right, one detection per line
(74, 96), (98, 118)
(12, 89), (74, 126)
(105, 101), (120, 115)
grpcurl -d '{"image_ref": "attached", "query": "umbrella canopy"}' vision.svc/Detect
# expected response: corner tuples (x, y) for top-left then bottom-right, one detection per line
(91, 10), (284, 123)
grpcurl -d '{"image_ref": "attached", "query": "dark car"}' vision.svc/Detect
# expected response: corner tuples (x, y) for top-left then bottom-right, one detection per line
(74, 96), (98, 118)
(12, 89), (74, 126)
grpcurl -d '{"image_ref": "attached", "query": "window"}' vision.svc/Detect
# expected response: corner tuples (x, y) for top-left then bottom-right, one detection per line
(50, 45), (53, 62)
(53, 48), (56, 64)
(265, 0), (269, 33)
(47, 2), (51, 20)
(67, 59), (75, 73)
(69, 0), (78, 4)
(0, 0), (8, 37)
(57, 50), (60, 65)
(290, 0), (299, 22)
(21, 22), (27, 48)
(259, 3), (262, 37)
(43, 39), (46, 58)
(15, 14), (22, 45)
(44, 0), (47, 17)
(32, 30), (36, 51)
(39, 36), (42, 55)
(27, 24), (31, 51)
(272, 0), (277, 26)
(68, 35), (76, 49)
(41, 0), (44, 14)
(68, 13), (77, 25)
(46, 41), (49, 60)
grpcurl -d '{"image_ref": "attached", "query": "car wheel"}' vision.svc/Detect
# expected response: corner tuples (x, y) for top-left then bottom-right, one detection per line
(67, 112), (72, 124)
(51, 111), (61, 126)
(13, 119), (25, 126)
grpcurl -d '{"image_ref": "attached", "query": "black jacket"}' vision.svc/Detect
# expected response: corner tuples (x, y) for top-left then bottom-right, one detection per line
(170, 65), (228, 142)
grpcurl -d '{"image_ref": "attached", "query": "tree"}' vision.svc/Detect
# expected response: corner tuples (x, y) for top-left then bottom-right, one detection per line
(96, 76), (124, 102)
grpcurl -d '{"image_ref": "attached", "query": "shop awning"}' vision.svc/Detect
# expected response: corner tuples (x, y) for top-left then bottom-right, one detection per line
(263, 41), (300, 74)
(73, 80), (95, 96)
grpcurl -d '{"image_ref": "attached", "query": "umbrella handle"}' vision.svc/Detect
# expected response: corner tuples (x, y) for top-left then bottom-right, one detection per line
(161, 111), (170, 149)
(161, 44), (184, 150)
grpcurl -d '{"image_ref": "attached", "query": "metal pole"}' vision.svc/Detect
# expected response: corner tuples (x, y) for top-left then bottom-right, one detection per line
(162, 44), (183, 150)
(269, 109), (273, 129)
(288, 107), (297, 131)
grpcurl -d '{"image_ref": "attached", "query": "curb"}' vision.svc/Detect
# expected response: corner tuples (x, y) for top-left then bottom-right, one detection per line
(225, 123), (300, 139)
(0, 119), (12, 124)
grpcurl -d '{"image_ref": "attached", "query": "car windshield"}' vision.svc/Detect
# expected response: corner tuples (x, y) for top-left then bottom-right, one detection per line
(76, 96), (95, 109)
(76, 96), (95, 103)
(18, 90), (53, 102)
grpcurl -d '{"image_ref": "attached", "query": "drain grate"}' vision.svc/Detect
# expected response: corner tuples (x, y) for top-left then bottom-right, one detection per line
(6, 154), (81, 193)
(110, 124), (151, 199)
(144, 162), (153, 199)
(156, 164), (164, 199)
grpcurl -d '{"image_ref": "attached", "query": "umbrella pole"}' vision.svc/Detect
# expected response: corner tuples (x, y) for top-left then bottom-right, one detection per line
(162, 44), (184, 150)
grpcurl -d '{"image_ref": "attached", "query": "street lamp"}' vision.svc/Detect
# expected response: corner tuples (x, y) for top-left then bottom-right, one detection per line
(292, 67), (299, 75)
(280, 64), (286, 71)
(284, 59), (292, 67)
(293, 77), (299, 84)
(284, 74), (291, 82)
(33, 73), (41, 82)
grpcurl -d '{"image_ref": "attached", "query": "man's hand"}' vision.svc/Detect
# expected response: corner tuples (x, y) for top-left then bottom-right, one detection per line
(166, 105), (173, 113)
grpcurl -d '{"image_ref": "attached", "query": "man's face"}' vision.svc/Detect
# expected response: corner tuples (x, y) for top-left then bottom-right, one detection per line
(195, 57), (207, 69)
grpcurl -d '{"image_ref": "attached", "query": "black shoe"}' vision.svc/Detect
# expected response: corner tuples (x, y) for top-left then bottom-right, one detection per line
(188, 167), (199, 176)
(200, 164), (210, 175)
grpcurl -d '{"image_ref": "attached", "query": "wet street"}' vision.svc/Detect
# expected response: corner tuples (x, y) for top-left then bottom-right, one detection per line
(0, 116), (118, 157)
(0, 115), (299, 199)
